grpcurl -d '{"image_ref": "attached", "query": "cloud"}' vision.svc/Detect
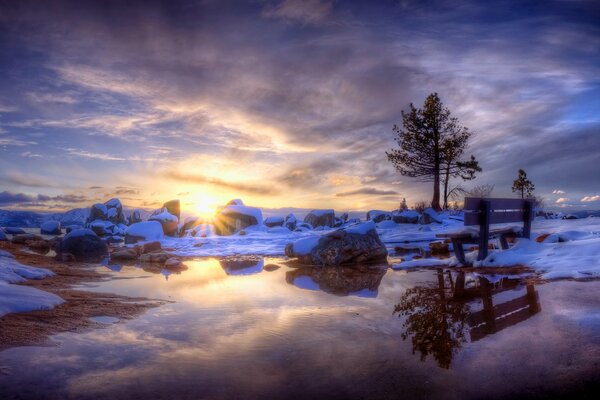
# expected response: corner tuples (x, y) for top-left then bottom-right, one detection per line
(0, 191), (88, 205)
(21, 151), (43, 158)
(555, 197), (569, 204)
(166, 170), (278, 195)
(336, 187), (399, 197)
(552, 189), (566, 194)
(0, 191), (35, 205)
(62, 148), (157, 162)
(1, 171), (57, 188)
(263, 0), (334, 24)
(115, 188), (140, 195)
(0, 136), (37, 146)
(581, 195), (600, 202)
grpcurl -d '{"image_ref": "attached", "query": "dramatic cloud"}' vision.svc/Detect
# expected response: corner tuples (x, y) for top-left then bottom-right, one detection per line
(555, 197), (569, 204)
(0, 191), (87, 205)
(581, 195), (600, 202)
(0, 0), (598, 211)
(336, 187), (399, 197)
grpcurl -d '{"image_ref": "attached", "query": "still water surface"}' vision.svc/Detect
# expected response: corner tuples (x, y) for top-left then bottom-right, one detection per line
(1, 258), (599, 399)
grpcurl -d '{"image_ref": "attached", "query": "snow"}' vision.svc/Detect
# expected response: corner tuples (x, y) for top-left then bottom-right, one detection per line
(0, 230), (6, 241)
(376, 220), (398, 229)
(264, 216), (284, 224)
(345, 221), (376, 235)
(126, 221), (164, 241)
(0, 251), (63, 317)
(105, 198), (122, 208)
(64, 228), (97, 240)
(91, 203), (108, 215)
(396, 210), (420, 219)
(149, 210), (178, 222)
(107, 207), (118, 218)
(290, 235), (321, 255)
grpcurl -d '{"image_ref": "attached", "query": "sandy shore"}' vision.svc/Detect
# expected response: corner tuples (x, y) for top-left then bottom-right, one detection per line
(0, 242), (165, 351)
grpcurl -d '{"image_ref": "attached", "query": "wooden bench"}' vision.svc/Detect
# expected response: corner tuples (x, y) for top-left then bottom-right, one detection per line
(436, 197), (534, 265)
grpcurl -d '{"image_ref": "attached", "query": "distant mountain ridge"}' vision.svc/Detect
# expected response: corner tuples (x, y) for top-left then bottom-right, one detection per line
(0, 207), (151, 228)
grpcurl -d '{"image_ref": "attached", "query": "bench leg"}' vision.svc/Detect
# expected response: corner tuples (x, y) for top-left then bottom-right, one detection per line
(499, 234), (509, 250)
(478, 235), (489, 261)
(452, 238), (467, 266)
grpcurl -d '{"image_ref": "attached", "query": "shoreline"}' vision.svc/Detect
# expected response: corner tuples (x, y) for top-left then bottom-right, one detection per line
(0, 242), (165, 352)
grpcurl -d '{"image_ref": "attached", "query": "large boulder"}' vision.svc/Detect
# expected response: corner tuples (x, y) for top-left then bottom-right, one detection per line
(303, 209), (335, 229)
(393, 210), (420, 224)
(88, 203), (108, 222)
(367, 210), (391, 223)
(162, 200), (181, 221)
(264, 216), (284, 228)
(86, 198), (126, 226)
(148, 210), (179, 236)
(89, 219), (114, 237)
(4, 227), (26, 235)
(285, 221), (388, 266)
(59, 229), (108, 261)
(419, 208), (443, 224)
(128, 209), (143, 225)
(40, 221), (61, 235)
(125, 221), (164, 244)
(214, 203), (262, 236)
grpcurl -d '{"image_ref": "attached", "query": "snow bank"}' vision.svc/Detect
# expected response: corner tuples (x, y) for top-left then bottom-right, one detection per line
(222, 205), (263, 224)
(126, 221), (164, 241)
(0, 251), (63, 317)
(149, 210), (178, 222)
(345, 220), (377, 235)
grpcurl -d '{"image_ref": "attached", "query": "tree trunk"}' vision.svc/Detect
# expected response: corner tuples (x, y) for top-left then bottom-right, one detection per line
(432, 170), (441, 211)
(442, 164), (450, 210)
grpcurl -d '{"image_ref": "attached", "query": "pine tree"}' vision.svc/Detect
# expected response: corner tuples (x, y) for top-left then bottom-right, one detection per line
(512, 169), (535, 198)
(399, 197), (408, 211)
(387, 93), (480, 211)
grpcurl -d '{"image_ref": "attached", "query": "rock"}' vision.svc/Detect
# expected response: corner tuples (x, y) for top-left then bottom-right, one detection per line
(536, 233), (551, 243)
(285, 221), (388, 266)
(88, 203), (108, 222)
(264, 216), (284, 228)
(333, 217), (344, 228)
(219, 257), (264, 275)
(284, 214), (297, 231)
(562, 214), (578, 220)
(286, 265), (386, 297)
(294, 222), (312, 232)
(264, 264), (280, 272)
(11, 234), (44, 244)
(40, 221), (61, 235)
(164, 257), (184, 269)
(56, 253), (76, 262)
(105, 235), (124, 244)
(64, 225), (81, 234)
(392, 210), (420, 224)
(340, 212), (349, 223)
(181, 217), (200, 235)
(26, 239), (50, 253)
(303, 209), (335, 228)
(89, 220), (114, 237)
(366, 210), (391, 223)
(111, 248), (139, 260)
(128, 209), (143, 225)
(214, 203), (262, 236)
(238, 230), (247, 236)
(59, 229), (108, 261)
(162, 200), (181, 221)
(148, 210), (179, 236)
(104, 198), (126, 224)
(142, 241), (162, 253)
(0, 230), (6, 241)
(419, 208), (443, 224)
(4, 227), (26, 234)
(226, 199), (244, 206)
(429, 241), (450, 255)
(125, 221), (164, 244)
(140, 251), (172, 264)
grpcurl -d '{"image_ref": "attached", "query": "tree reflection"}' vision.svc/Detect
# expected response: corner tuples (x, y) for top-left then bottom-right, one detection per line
(393, 271), (470, 369)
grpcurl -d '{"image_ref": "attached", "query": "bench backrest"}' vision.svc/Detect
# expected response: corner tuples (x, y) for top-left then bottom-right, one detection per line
(464, 197), (534, 238)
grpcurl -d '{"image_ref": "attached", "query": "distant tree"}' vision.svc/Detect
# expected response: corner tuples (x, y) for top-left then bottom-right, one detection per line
(512, 169), (535, 198)
(387, 93), (479, 211)
(399, 197), (408, 211)
(413, 200), (428, 213)
(466, 184), (494, 198)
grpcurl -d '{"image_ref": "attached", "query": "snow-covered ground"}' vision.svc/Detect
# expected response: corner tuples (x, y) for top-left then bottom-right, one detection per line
(0, 249), (63, 317)
(159, 216), (600, 280)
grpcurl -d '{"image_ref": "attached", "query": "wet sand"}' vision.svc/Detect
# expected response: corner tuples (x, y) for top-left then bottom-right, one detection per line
(0, 242), (165, 351)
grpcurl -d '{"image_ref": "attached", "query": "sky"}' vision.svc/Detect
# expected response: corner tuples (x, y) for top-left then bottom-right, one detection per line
(0, 0), (598, 216)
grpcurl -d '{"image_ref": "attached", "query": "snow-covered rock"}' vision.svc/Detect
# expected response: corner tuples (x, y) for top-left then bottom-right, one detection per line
(366, 210), (391, 223)
(264, 216), (284, 228)
(393, 210), (420, 224)
(128, 209), (143, 225)
(148, 210), (179, 236)
(125, 221), (164, 244)
(214, 203), (263, 236)
(419, 208), (443, 224)
(40, 220), (61, 235)
(4, 227), (26, 234)
(304, 209), (335, 228)
(59, 229), (108, 261)
(285, 221), (388, 266)
(284, 213), (297, 231)
(162, 199), (180, 221)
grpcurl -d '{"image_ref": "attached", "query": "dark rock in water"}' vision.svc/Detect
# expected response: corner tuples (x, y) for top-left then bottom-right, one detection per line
(11, 234), (44, 244)
(286, 265), (386, 297)
(40, 221), (61, 235)
(284, 214), (297, 231)
(264, 264), (280, 272)
(367, 210), (391, 223)
(213, 205), (261, 236)
(4, 227), (26, 235)
(111, 248), (138, 260)
(264, 216), (284, 228)
(285, 221), (388, 266)
(219, 257), (264, 275)
(162, 200), (181, 221)
(60, 229), (108, 261)
(303, 209), (334, 228)
(142, 241), (162, 254)
(419, 208), (443, 224)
